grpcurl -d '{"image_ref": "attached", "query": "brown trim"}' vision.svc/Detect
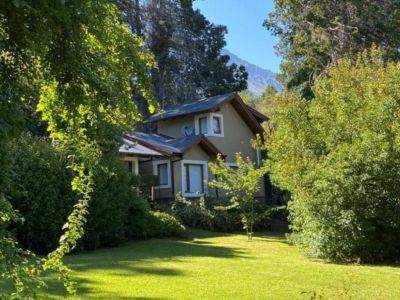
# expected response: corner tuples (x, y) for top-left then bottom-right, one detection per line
(230, 96), (265, 135)
(181, 135), (226, 160)
(246, 105), (269, 122)
(185, 164), (190, 193)
(124, 135), (173, 156)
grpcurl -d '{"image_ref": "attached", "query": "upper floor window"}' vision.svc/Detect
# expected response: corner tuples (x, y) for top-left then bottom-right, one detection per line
(195, 113), (224, 137)
(199, 116), (208, 134)
(212, 115), (222, 135)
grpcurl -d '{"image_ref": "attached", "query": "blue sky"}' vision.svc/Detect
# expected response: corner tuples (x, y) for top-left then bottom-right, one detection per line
(193, 0), (281, 73)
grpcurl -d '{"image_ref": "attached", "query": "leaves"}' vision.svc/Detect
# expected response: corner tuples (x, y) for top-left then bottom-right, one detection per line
(267, 47), (400, 262)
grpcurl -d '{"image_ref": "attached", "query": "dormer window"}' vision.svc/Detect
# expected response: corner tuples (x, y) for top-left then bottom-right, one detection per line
(212, 115), (222, 135)
(199, 116), (208, 134)
(195, 113), (224, 137)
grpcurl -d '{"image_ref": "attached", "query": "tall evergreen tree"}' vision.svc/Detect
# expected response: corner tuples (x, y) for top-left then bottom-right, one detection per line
(117, 0), (248, 109)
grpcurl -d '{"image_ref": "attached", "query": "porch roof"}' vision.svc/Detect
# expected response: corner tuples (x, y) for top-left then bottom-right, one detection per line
(119, 138), (164, 157)
(124, 132), (225, 159)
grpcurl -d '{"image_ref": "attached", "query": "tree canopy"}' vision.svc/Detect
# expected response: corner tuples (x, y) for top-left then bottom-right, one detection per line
(117, 0), (248, 108)
(266, 47), (400, 262)
(0, 1), (154, 297)
(265, 0), (400, 96)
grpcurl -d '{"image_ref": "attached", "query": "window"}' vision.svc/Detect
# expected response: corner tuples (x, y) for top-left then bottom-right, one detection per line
(153, 160), (171, 188)
(212, 116), (222, 134)
(123, 157), (139, 175)
(199, 117), (208, 134)
(181, 160), (208, 197)
(126, 161), (133, 173)
(195, 113), (224, 137)
(184, 164), (204, 194)
(158, 163), (168, 186)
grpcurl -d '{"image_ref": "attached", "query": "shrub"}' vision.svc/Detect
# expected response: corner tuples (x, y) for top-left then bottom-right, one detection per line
(7, 134), (156, 253)
(78, 160), (146, 250)
(267, 47), (400, 262)
(7, 135), (76, 254)
(128, 210), (185, 238)
(146, 211), (186, 237)
(171, 194), (215, 230)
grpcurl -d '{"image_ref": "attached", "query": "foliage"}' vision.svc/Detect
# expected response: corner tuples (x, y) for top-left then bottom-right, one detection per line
(0, 0), (155, 297)
(171, 193), (216, 230)
(208, 154), (268, 239)
(266, 47), (400, 262)
(128, 209), (186, 239)
(265, 0), (400, 96)
(7, 135), (76, 255)
(146, 211), (186, 237)
(117, 0), (248, 108)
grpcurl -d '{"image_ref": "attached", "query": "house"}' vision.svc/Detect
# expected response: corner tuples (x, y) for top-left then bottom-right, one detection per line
(119, 92), (271, 202)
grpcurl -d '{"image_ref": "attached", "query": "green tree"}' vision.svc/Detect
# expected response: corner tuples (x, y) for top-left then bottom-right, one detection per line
(0, 0), (154, 297)
(208, 153), (267, 239)
(266, 47), (400, 262)
(117, 0), (248, 108)
(265, 0), (400, 96)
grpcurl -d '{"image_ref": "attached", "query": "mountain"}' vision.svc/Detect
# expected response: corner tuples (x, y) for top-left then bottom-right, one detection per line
(222, 49), (282, 96)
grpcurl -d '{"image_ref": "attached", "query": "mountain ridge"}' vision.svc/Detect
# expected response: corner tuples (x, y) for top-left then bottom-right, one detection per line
(222, 49), (282, 96)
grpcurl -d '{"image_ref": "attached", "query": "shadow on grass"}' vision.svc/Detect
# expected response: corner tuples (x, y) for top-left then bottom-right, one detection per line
(38, 232), (247, 299)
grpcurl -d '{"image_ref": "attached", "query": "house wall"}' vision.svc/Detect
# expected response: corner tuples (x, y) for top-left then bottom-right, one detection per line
(153, 103), (265, 201)
(157, 114), (195, 138)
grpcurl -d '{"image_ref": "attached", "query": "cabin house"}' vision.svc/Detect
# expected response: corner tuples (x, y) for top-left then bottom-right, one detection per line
(119, 92), (271, 202)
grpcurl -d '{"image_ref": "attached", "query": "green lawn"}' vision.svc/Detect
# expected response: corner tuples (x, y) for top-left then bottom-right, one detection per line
(34, 230), (400, 299)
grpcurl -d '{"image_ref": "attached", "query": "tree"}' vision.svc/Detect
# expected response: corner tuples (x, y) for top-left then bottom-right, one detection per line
(0, 0), (154, 297)
(117, 0), (248, 108)
(208, 153), (267, 239)
(265, 0), (400, 96)
(266, 47), (400, 262)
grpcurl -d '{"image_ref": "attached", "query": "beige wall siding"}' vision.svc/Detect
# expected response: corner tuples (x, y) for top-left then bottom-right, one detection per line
(157, 115), (195, 138)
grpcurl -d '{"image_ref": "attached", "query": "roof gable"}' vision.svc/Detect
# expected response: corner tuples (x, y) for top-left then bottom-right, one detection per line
(143, 92), (235, 124)
(143, 92), (268, 135)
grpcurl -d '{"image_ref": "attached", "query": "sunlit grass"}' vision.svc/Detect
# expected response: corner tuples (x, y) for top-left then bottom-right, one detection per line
(18, 230), (400, 299)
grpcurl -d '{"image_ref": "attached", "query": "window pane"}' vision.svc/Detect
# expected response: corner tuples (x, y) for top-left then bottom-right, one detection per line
(212, 116), (221, 134)
(158, 163), (168, 185)
(199, 117), (208, 134)
(125, 161), (133, 173)
(185, 164), (203, 193)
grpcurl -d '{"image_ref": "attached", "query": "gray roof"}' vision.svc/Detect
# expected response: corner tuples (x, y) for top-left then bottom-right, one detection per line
(125, 132), (202, 155)
(143, 92), (236, 123)
(119, 138), (163, 156)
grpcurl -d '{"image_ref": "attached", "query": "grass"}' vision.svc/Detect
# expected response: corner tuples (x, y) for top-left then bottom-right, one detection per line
(13, 230), (400, 299)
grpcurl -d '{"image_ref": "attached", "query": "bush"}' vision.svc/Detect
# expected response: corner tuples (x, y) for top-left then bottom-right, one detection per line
(171, 194), (214, 229)
(7, 135), (76, 254)
(7, 134), (159, 253)
(128, 210), (185, 238)
(267, 47), (400, 262)
(78, 160), (147, 250)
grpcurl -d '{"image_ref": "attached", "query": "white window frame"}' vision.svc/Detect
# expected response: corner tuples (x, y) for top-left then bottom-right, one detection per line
(194, 113), (224, 137)
(153, 160), (171, 189)
(210, 113), (224, 137)
(181, 160), (208, 197)
(123, 156), (139, 175)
